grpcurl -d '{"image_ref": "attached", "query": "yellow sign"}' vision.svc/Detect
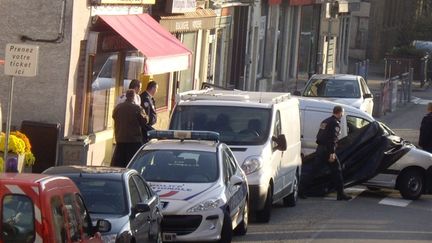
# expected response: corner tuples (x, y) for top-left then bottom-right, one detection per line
(98, 0), (155, 4)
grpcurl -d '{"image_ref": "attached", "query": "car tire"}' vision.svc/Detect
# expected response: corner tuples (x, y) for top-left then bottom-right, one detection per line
(283, 172), (298, 207)
(256, 185), (272, 223)
(398, 169), (424, 200)
(234, 198), (248, 235)
(219, 211), (233, 243)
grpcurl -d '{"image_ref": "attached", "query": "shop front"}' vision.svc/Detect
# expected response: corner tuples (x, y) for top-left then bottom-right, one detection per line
(156, 7), (217, 93)
(73, 11), (192, 166)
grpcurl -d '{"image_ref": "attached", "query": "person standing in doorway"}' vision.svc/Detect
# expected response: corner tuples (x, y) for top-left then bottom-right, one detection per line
(300, 105), (352, 201)
(140, 80), (158, 143)
(419, 102), (432, 153)
(112, 89), (148, 167)
(116, 79), (142, 106)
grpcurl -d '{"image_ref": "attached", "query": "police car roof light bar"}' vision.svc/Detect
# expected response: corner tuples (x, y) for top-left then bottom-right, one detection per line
(148, 130), (220, 142)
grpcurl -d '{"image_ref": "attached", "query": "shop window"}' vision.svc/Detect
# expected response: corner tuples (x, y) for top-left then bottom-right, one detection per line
(88, 52), (118, 133)
(178, 32), (197, 93)
(2, 194), (35, 243)
(152, 73), (169, 109)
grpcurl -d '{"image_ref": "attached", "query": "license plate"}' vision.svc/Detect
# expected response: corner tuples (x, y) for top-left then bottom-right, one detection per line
(163, 233), (177, 242)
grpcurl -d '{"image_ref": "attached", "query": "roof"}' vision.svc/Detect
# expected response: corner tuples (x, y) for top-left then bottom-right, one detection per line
(310, 74), (360, 80)
(142, 139), (219, 153)
(43, 166), (133, 180)
(0, 173), (55, 184)
(177, 89), (293, 108)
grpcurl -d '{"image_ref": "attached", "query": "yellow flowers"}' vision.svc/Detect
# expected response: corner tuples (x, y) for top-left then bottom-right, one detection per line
(0, 157), (3, 172)
(0, 132), (36, 167)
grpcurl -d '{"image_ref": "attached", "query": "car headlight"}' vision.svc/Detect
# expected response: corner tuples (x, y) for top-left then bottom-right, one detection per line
(101, 234), (117, 243)
(187, 198), (224, 213)
(241, 156), (263, 175)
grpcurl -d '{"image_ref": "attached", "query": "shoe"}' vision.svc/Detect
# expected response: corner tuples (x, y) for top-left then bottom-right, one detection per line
(337, 194), (352, 201)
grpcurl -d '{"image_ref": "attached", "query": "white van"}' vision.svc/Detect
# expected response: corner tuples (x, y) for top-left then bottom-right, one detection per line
(169, 89), (302, 222)
(298, 97), (432, 200)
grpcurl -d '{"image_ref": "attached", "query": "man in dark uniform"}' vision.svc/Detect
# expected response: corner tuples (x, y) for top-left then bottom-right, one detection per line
(140, 80), (158, 143)
(300, 105), (352, 200)
(419, 102), (432, 153)
(112, 89), (148, 167)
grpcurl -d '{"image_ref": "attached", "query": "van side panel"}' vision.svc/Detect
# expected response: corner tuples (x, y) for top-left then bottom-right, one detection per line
(300, 106), (347, 157)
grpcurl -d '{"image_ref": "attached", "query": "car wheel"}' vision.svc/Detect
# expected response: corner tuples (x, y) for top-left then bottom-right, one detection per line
(234, 197), (248, 235)
(283, 173), (298, 207)
(398, 169), (424, 200)
(219, 211), (233, 243)
(256, 184), (272, 223)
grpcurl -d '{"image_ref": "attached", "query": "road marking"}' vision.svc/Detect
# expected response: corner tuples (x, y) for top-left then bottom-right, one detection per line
(378, 197), (412, 207)
(412, 96), (432, 105)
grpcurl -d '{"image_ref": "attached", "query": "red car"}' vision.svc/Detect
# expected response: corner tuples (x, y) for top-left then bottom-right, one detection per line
(0, 173), (109, 243)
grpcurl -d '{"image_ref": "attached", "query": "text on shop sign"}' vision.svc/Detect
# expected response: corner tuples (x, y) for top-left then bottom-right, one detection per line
(4, 44), (39, 77)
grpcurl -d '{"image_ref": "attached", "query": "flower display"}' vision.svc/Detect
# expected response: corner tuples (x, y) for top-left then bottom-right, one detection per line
(0, 132), (35, 167)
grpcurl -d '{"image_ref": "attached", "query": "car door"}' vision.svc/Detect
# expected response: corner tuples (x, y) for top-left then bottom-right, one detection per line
(128, 176), (151, 242)
(132, 174), (161, 242)
(359, 77), (374, 115)
(271, 110), (285, 195)
(222, 146), (242, 221)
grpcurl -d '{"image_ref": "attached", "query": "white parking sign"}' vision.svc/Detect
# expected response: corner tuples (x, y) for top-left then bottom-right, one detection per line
(4, 43), (39, 77)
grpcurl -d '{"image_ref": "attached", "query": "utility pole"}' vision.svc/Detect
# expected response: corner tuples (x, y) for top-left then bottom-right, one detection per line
(324, 0), (338, 74)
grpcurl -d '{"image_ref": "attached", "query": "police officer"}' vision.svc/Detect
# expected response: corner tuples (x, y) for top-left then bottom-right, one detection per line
(419, 102), (432, 153)
(140, 80), (158, 143)
(299, 105), (352, 200)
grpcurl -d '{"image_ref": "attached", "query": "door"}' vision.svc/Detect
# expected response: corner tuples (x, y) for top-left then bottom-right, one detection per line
(132, 174), (161, 241)
(222, 148), (238, 221)
(360, 78), (374, 115)
(128, 176), (151, 242)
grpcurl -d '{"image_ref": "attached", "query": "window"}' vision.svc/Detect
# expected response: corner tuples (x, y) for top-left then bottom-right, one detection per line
(129, 177), (141, 207)
(63, 194), (81, 241)
(303, 79), (361, 98)
(346, 116), (370, 135)
(170, 106), (272, 145)
(272, 111), (282, 150)
(130, 150), (219, 183)
(360, 78), (371, 95)
(50, 196), (67, 243)
(178, 32), (197, 92)
(2, 194), (35, 243)
(75, 195), (92, 238)
(133, 175), (150, 201)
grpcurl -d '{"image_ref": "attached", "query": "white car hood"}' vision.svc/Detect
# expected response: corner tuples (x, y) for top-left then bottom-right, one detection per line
(148, 182), (223, 213)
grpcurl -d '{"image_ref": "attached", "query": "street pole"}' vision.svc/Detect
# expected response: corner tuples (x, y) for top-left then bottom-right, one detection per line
(3, 76), (15, 167)
(325, 17), (332, 74)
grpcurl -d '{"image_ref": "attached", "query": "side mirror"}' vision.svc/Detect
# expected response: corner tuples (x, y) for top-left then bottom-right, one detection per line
(96, 219), (111, 233)
(363, 93), (373, 99)
(230, 174), (244, 186)
(293, 91), (301, 96)
(133, 202), (151, 215)
(272, 134), (287, 151)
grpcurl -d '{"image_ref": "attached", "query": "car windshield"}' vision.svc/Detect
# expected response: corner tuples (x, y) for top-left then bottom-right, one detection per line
(170, 105), (271, 145)
(71, 178), (127, 215)
(303, 78), (361, 98)
(129, 150), (219, 183)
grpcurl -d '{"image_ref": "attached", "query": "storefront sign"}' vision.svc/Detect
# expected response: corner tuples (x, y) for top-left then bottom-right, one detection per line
(159, 9), (216, 32)
(165, 0), (196, 14)
(90, 0), (155, 5)
(91, 5), (144, 16)
(4, 43), (39, 77)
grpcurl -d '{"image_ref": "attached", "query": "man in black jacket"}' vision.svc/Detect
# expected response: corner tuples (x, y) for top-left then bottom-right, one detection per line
(140, 80), (158, 143)
(300, 105), (352, 200)
(419, 103), (432, 153)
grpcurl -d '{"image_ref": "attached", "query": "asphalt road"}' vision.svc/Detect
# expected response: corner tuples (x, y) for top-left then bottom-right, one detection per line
(232, 86), (432, 243)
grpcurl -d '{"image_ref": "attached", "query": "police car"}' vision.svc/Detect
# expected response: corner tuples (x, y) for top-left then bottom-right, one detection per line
(127, 130), (249, 242)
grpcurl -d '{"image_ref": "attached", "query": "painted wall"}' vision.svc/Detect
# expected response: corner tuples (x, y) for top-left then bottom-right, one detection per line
(0, 0), (74, 132)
